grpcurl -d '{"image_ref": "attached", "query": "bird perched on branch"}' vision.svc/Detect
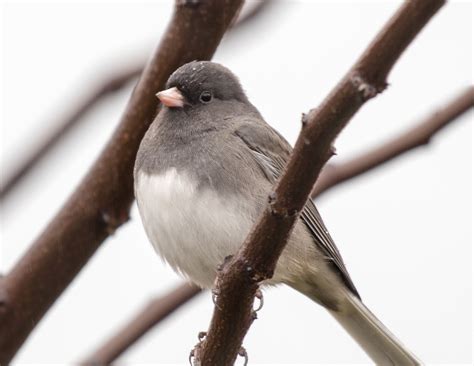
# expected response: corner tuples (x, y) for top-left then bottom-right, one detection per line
(134, 61), (420, 365)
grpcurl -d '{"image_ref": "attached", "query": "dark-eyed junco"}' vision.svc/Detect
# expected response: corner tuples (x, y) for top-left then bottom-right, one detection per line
(134, 61), (420, 364)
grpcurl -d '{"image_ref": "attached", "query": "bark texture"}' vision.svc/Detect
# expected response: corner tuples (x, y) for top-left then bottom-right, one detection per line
(0, 1), (243, 363)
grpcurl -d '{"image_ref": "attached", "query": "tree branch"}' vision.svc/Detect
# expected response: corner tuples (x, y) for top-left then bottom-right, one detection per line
(0, 1), (271, 201)
(78, 84), (471, 365)
(0, 1), (243, 363)
(81, 283), (202, 365)
(194, 1), (446, 365)
(312, 86), (474, 198)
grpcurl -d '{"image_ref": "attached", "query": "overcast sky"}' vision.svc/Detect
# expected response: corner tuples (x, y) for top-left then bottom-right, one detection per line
(1, 0), (472, 364)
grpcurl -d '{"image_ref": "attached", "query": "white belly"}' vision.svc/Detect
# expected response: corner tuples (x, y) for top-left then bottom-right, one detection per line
(135, 168), (253, 288)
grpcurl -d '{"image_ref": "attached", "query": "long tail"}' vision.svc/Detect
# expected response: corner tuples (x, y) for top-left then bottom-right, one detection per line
(299, 285), (421, 365)
(328, 292), (421, 365)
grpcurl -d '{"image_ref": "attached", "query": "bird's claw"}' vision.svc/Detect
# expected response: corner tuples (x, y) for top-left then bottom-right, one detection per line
(188, 348), (195, 366)
(211, 287), (220, 307)
(198, 331), (207, 341)
(238, 346), (249, 366)
(189, 331), (207, 366)
(254, 288), (264, 312)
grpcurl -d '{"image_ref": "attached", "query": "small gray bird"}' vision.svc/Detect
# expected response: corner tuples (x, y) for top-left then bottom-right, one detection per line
(134, 61), (420, 364)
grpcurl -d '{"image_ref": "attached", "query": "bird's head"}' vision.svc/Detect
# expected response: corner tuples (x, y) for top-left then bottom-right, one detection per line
(156, 61), (248, 110)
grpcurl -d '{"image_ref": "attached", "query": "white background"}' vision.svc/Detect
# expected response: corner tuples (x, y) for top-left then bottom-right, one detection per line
(1, 0), (472, 364)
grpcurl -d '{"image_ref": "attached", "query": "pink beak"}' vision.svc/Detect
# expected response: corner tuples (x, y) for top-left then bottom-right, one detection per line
(156, 87), (185, 108)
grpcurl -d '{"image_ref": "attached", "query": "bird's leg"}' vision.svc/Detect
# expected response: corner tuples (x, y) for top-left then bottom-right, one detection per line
(238, 345), (249, 366)
(211, 279), (221, 310)
(197, 331), (207, 341)
(189, 331), (207, 366)
(250, 287), (264, 320)
(188, 348), (196, 366)
(211, 280), (220, 304)
(254, 288), (264, 312)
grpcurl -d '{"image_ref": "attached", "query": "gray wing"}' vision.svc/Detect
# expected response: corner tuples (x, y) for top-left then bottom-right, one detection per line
(235, 122), (360, 298)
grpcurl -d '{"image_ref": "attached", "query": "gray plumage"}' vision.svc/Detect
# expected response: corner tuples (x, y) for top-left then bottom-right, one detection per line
(134, 61), (420, 364)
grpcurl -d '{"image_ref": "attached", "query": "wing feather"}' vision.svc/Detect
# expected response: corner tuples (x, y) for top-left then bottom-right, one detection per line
(235, 123), (360, 298)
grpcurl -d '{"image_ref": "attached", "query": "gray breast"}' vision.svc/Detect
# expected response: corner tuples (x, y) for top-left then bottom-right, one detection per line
(135, 109), (269, 201)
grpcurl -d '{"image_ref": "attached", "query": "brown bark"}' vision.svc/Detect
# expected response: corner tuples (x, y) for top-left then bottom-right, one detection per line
(195, 1), (446, 365)
(312, 86), (474, 198)
(0, 1), (243, 363)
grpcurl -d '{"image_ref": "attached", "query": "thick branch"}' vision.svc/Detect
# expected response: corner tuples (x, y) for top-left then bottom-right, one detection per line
(0, 1), (243, 363)
(313, 86), (474, 198)
(81, 283), (202, 365)
(195, 1), (445, 365)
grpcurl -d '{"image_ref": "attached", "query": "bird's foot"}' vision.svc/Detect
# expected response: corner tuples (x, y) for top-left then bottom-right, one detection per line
(238, 345), (249, 366)
(250, 288), (264, 320)
(189, 331), (207, 366)
(211, 287), (221, 310)
(197, 331), (207, 341)
(188, 348), (197, 366)
(254, 288), (264, 312)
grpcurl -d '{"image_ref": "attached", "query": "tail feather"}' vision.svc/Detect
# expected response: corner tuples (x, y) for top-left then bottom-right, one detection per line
(329, 293), (421, 365)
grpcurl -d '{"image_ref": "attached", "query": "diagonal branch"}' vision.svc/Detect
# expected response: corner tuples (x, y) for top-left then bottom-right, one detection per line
(195, 1), (446, 365)
(0, 0), (271, 201)
(81, 283), (202, 365)
(0, 1), (243, 363)
(312, 86), (474, 198)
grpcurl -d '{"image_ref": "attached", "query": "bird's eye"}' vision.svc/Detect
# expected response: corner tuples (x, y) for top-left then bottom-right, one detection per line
(199, 91), (212, 103)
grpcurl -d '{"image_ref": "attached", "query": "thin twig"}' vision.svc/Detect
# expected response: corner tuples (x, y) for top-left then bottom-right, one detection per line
(195, 1), (446, 365)
(312, 86), (474, 198)
(0, 1), (271, 200)
(0, 1), (243, 363)
(81, 283), (202, 365)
